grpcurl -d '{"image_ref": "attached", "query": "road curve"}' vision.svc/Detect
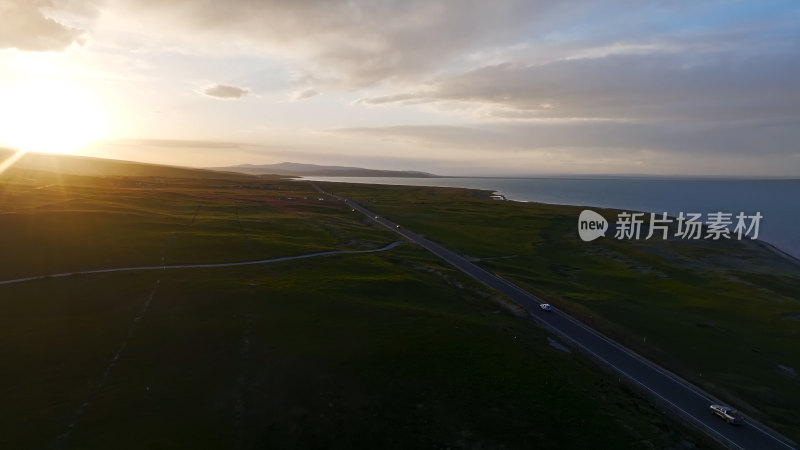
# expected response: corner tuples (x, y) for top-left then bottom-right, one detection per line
(310, 182), (796, 450)
(0, 241), (404, 286)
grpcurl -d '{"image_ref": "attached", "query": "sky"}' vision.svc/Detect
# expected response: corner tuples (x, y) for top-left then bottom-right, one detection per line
(0, 0), (798, 176)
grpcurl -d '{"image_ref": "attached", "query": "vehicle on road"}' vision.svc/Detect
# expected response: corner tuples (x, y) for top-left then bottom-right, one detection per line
(710, 404), (743, 425)
(395, 224), (401, 228)
(374, 216), (379, 219)
(539, 303), (552, 311)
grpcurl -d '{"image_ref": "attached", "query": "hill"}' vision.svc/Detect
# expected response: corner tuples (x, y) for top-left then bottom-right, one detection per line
(212, 162), (438, 177)
(0, 148), (255, 181)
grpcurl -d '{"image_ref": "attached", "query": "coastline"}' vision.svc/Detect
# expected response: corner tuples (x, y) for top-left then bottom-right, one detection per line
(757, 239), (800, 267)
(489, 187), (800, 266)
(300, 175), (800, 262)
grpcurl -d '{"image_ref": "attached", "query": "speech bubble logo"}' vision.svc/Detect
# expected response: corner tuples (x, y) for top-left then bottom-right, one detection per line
(578, 210), (608, 242)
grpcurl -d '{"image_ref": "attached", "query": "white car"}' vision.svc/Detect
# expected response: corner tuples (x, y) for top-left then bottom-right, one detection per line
(710, 404), (742, 425)
(539, 303), (552, 311)
(395, 224), (401, 228)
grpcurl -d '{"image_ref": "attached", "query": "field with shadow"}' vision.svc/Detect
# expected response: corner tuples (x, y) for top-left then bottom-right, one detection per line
(323, 181), (800, 441)
(0, 160), (713, 449)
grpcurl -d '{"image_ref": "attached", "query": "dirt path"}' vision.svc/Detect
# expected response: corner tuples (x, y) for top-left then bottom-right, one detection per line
(0, 241), (404, 286)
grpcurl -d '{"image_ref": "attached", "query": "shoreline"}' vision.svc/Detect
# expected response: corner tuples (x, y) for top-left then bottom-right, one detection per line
(757, 239), (800, 267)
(490, 188), (800, 265)
(490, 188), (800, 266)
(300, 176), (800, 262)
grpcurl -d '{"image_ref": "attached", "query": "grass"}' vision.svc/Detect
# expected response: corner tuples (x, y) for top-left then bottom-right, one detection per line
(0, 171), (391, 279)
(322, 181), (800, 441)
(0, 248), (710, 449)
(0, 167), (715, 448)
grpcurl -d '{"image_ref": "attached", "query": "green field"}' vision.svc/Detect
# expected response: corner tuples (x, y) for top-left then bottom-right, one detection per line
(0, 250), (709, 449)
(0, 170), (391, 279)
(0, 164), (714, 448)
(321, 181), (800, 441)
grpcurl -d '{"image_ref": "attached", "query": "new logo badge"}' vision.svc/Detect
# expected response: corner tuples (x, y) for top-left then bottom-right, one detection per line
(578, 210), (608, 242)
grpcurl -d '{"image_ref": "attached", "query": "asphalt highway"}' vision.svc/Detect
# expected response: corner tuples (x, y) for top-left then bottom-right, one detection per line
(312, 182), (795, 450)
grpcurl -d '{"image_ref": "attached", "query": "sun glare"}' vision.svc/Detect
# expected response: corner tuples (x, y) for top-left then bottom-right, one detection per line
(0, 79), (109, 155)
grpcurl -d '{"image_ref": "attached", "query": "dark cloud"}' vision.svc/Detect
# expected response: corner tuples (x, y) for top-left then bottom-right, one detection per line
(113, 1), (800, 89)
(201, 84), (250, 99)
(332, 118), (800, 157)
(358, 52), (800, 123)
(330, 121), (800, 175)
(0, 0), (91, 51)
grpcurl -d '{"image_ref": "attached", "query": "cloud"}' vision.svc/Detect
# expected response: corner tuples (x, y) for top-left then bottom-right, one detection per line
(109, 0), (563, 86)
(329, 121), (800, 175)
(200, 84), (250, 99)
(292, 88), (319, 101)
(59, 1), (800, 95)
(104, 1), (800, 89)
(11, 0), (797, 176)
(331, 118), (800, 157)
(357, 51), (800, 123)
(111, 139), (245, 149)
(0, 0), (91, 51)
(355, 92), (427, 105)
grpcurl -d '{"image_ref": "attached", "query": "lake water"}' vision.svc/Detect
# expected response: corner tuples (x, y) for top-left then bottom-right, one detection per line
(303, 176), (800, 259)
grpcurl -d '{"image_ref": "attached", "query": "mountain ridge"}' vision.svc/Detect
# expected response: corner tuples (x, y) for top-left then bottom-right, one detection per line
(212, 162), (439, 178)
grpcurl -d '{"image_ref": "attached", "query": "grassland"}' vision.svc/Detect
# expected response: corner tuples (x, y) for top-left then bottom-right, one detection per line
(0, 168), (391, 279)
(0, 250), (709, 449)
(320, 181), (800, 441)
(0, 163), (713, 449)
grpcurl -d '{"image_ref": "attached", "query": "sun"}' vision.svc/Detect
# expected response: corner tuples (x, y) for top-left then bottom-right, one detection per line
(0, 79), (109, 155)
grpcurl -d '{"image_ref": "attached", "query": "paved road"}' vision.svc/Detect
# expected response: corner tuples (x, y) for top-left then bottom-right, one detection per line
(312, 182), (795, 450)
(0, 241), (404, 286)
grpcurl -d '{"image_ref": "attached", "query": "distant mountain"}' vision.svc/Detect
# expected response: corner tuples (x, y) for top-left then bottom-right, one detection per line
(0, 149), (437, 181)
(0, 148), (255, 180)
(213, 162), (439, 178)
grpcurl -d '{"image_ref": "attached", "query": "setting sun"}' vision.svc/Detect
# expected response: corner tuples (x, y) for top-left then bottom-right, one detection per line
(0, 79), (108, 155)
